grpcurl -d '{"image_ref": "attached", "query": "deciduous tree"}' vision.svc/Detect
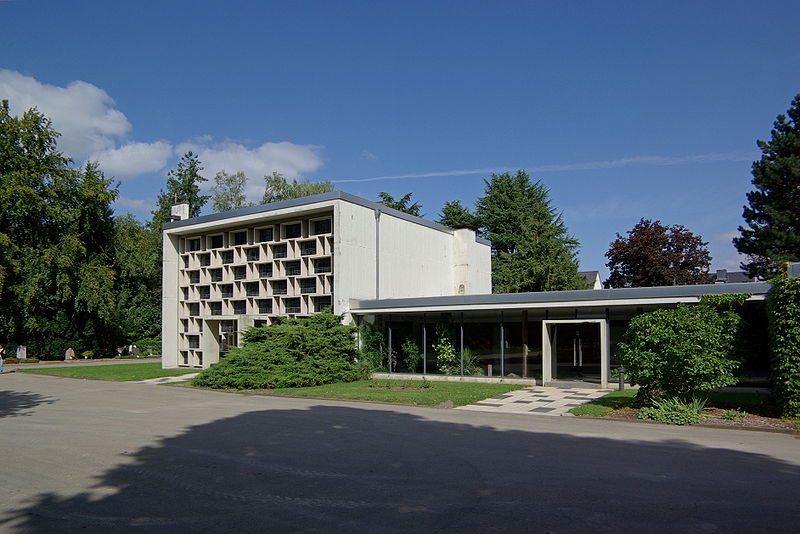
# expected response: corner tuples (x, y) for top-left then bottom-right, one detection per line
(605, 218), (712, 288)
(733, 94), (800, 279)
(262, 172), (332, 204)
(211, 170), (250, 213)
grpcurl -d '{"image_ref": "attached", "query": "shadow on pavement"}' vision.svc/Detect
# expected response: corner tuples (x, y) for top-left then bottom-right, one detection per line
(2, 404), (798, 533)
(0, 390), (56, 419)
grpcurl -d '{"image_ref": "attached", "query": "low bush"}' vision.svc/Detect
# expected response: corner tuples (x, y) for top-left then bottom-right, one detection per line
(401, 336), (422, 372)
(193, 312), (362, 390)
(637, 396), (707, 425)
(617, 303), (742, 399)
(767, 271), (800, 418)
(358, 322), (386, 372)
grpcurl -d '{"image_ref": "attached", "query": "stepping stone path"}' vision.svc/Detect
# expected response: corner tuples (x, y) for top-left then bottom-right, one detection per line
(457, 386), (614, 416)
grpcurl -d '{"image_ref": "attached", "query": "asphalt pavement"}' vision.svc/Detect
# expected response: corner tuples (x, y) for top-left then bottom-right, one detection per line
(1, 372), (798, 533)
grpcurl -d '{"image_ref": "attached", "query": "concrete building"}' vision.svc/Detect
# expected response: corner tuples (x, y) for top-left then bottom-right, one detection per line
(161, 192), (491, 369)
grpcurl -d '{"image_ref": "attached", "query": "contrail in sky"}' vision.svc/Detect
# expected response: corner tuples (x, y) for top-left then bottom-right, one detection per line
(330, 150), (757, 184)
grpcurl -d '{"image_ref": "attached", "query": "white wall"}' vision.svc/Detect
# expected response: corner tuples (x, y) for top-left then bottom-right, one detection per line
(161, 234), (180, 368)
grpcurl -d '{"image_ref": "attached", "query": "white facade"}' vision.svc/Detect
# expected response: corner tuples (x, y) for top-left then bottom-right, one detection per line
(162, 192), (491, 369)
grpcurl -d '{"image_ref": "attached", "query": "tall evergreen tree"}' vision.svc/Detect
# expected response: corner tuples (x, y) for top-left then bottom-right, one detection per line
(262, 171), (332, 204)
(733, 94), (800, 279)
(377, 192), (422, 216)
(475, 171), (585, 293)
(211, 170), (251, 213)
(605, 218), (712, 288)
(150, 151), (208, 230)
(437, 200), (477, 229)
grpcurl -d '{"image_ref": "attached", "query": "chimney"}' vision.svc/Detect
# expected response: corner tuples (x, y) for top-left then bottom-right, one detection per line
(715, 269), (727, 283)
(170, 202), (189, 221)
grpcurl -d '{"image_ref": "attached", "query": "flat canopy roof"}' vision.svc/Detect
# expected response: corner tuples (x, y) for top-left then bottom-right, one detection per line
(350, 282), (771, 315)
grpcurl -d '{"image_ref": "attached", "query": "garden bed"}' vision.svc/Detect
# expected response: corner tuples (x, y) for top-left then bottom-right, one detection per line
(571, 390), (799, 432)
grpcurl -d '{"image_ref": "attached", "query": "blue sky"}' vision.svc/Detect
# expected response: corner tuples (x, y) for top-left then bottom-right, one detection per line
(2, 1), (799, 276)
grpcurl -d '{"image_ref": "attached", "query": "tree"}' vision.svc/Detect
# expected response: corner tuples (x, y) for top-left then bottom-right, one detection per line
(150, 151), (208, 230)
(733, 94), (800, 279)
(377, 192), (422, 216)
(262, 172), (332, 204)
(0, 100), (120, 358)
(211, 170), (251, 213)
(437, 200), (477, 229)
(605, 218), (712, 288)
(475, 171), (585, 293)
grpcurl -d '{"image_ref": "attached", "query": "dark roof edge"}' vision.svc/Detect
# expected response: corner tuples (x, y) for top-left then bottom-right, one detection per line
(351, 282), (772, 311)
(163, 190), (490, 246)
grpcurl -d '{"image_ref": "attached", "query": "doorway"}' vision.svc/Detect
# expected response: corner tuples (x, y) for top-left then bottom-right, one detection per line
(542, 319), (610, 387)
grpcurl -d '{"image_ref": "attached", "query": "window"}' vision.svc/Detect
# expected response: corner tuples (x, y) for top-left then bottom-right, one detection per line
(300, 241), (317, 256)
(198, 253), (210, 267)
(299, 278), (316, 294)
(285, 261), (301, 277)
(188, 335), (200, 349)
(271, 280), (287, 295)
(181, 287), (189, 300)
(210, 268), (223, 282)
(314, 296), (332, 313)
(220, 284), (234, 299)
(284, 223), (302, 239)
(257, 299), (272, 314)
(181, 352), (189, 365)
(284, 298), (301, 314)
(314, 257), (331, 274)
(188, 303), (200, 317)
(233, 265), (247, 280)
(198, 286), (210, 300)
(272, 244), (287, 259)
(233, 231), (248, 246)
(232, 300), (246, 315)
(181, 319), (189, 333)
(245, 282), (260, 297)
(221, 320), (236, 333)
(313, 219), (331, 235)
(258, 227), (273, 242)
(246, 248), (260, 262)
(182, 256), (190, 268)
(209, 302), (222, 316)
(188, 271), (200, 284)
(210, 235), (224, 249)
(258, 263), (273, 278)
(221, 251), (234, 264)
(188, 238), (201, 251)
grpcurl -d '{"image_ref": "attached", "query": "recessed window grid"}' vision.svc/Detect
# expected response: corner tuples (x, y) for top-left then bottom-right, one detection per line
(234, 266), (247, 280)
(284, 298), (301, 314)
(272, 244), (287, 259)
(300, 241), (317, 256)
(209, 302), (222, 316)
(188, 271), (200, 284)
(188, 238), (201, 251)
(284, 223), (302, 239)
(314, 296), (332, 312)
(314, 258), (331, 273)
(221, 251), (234, 264)
(271, 280), (287, 295)
(188, 303), (200, 316)
(300, 278), (316, 294)
(220, 284), (234, 299)
(313, 219), (331, 235)
(258, 264), (273, 278)
(246, 248), (260, 262)
(245, 282), (260, 296)
(210, 235), (224, 249)
(210, 269), (223, 282)
(199, 254), (210, 266)
(285, 261), (301, 276)
(233, 301), (246, 315)
(198, 286), (210, 300)
(257, 300), (272, 314)
(233, 231), (248, 246)
(258, 228), (273, 242)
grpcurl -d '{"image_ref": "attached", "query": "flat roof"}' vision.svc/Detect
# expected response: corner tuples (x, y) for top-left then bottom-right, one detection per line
(350, 282), (771, 314)
(163, 191), (492, 246)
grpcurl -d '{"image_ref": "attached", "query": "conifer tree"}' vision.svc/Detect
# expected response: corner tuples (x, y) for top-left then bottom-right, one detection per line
(734, 94), (800, 279)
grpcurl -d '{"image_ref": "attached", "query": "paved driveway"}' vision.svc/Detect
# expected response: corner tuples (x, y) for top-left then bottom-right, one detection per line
(1, 373), (798, 533)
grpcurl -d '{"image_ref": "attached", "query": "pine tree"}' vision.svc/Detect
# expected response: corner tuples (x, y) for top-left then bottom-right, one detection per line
(733, 94), (800, 279)
(377, 192), (422, 216)
(150, 151), (208, 230)
(437, 200), (477, 229)
(475, 171), (585, 293)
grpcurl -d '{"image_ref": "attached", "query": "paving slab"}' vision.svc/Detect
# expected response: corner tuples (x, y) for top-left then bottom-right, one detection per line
(457, 385), (614, 416)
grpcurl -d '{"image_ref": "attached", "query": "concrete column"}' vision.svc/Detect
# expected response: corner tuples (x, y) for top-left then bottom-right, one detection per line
(542, 323), (552, 385)
(521, 310), (529, 378)
(201, 320), (220, 369)
(600, 319), (610, 388)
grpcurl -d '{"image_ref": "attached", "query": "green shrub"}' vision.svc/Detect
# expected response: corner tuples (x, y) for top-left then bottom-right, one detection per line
(358, 322), (386, 372)
(637, 396), (707, 425)
(767, 271), (800, 417)
(434, 322), (459, 374)
(617, 303), (742, 398)
(192, 312), (362, 390)
(401, 336), (422, 372)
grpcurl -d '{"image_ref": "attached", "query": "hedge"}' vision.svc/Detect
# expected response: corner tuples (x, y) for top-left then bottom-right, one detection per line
(767, 272), (800, 418)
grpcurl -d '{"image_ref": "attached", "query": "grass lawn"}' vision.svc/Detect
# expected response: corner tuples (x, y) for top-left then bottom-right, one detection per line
(252, 379), (526, 407)
(19, 362), (197, 382)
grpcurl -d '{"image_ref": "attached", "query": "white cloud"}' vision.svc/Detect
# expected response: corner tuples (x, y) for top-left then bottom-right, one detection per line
(89, 141), (173, 179)
(361, 149), (378, 160)
(176, 140), (325, 202)
(114, 195), (152, 213)
(0, 69), (131, 157)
